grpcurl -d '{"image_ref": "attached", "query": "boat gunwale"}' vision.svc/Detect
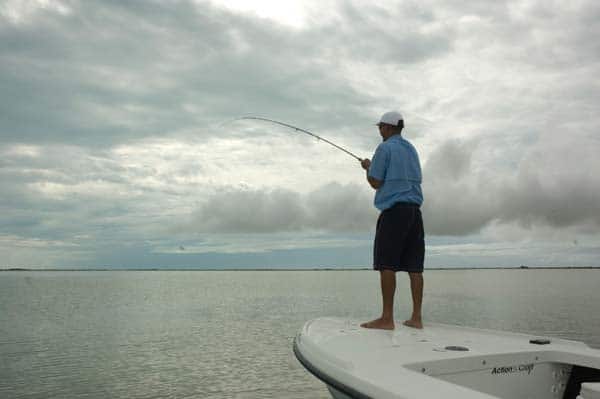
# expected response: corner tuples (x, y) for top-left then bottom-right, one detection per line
(293, 335), (372, 399)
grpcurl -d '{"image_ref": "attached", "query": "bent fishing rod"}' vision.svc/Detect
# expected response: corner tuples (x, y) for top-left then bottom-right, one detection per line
(234, 116), (363, 162)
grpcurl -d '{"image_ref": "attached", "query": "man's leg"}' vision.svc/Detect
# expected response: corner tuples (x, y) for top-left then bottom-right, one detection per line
(361, 269), (396, 330)
(380, 269), (396, 321)
(403, 272), (423, 329)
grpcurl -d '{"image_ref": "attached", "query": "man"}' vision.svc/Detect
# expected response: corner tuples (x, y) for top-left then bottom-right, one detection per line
(360, 111), (424, 330)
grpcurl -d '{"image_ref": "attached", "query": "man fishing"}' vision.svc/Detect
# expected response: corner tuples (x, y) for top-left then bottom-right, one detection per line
(360, 111), (425, 330)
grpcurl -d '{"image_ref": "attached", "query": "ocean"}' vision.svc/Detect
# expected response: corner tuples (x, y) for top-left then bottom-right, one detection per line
(1, 269), (599, 398)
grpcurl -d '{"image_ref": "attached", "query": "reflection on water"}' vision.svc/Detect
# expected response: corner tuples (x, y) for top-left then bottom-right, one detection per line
(0, 269), (598, 398)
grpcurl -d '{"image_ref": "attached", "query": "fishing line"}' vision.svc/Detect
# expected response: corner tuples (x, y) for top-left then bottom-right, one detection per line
(232, 116), (363, 162)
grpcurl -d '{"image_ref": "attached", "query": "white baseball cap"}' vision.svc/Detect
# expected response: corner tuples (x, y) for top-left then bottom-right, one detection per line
(376, 111), (404, 127)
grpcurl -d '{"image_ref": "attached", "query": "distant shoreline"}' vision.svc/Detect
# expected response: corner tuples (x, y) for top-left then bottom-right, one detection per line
(1, 266), (599, 272)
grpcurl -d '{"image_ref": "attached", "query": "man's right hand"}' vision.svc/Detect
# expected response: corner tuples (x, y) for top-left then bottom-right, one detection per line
(361, 158), (371, 170)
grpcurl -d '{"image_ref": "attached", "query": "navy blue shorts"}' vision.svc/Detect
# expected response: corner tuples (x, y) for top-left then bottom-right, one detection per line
(373, 202), (425, 273)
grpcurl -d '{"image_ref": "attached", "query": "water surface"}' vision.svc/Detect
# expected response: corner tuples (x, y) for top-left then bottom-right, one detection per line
(1, 269), (598, 398)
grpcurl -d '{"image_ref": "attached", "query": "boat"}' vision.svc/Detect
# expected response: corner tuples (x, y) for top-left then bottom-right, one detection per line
(293, 317), (600, 399)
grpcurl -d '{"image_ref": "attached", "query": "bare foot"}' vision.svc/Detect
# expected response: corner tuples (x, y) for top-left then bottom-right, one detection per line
(360, 318), (395, 330)
(403, 319), (423, 329)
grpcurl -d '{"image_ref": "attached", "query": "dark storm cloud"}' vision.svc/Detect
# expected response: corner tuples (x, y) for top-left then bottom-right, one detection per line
(420, 138), (496, 235)
(187, 182), (376, 234)
(188, 128), (600, 236)
(421, 136), (600, 235)
(1, 1), (242, 144)
(0, 0), (456, 146)
(497, 150), (600, 229)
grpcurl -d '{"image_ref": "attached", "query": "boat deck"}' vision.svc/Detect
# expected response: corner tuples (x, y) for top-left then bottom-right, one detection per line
(294, 317), (600, 399)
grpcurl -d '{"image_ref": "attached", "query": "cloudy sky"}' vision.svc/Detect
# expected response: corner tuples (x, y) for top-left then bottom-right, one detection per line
(1, 0), (599, 269)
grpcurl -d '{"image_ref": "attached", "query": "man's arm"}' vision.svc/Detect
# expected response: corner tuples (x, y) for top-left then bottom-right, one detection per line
(367, 175), (382, 189)
(360, 158), (382, 189)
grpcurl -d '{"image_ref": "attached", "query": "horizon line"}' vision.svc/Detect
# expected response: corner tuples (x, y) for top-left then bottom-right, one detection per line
(1, 266), (599, 272)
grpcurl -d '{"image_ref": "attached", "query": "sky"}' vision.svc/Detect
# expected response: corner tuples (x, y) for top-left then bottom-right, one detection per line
(1, 0), (599, 269)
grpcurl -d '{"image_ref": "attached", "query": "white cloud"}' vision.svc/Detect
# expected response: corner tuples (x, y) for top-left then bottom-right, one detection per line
(0, 0), (71, 24)
(208, 0), (311, 28)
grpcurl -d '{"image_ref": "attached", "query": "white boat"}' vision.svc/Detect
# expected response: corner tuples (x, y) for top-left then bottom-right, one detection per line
(293, 317), (600, 399)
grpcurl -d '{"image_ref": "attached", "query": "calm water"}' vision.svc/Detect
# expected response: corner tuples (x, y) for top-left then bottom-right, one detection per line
(1, 269), (599, 398)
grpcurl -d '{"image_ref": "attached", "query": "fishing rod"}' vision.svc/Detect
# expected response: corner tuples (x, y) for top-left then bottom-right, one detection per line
(234, 116), (363, 162)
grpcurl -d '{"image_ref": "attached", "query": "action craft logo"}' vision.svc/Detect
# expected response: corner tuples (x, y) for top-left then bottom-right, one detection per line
(491, 363), (535, 375)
